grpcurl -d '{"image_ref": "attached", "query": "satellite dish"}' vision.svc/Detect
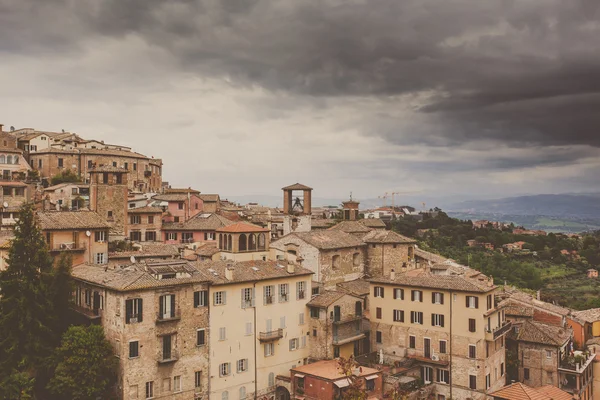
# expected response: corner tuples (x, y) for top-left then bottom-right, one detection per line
(130, 256), (136, 264)
(85, 230), (91, 237)
(2, 202), (7, 208)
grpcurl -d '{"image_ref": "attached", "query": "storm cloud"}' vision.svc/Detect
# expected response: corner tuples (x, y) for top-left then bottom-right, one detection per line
(0, 0), (599, 200)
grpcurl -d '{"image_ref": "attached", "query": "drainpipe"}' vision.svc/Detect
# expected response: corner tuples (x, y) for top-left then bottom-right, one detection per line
(253, 281), (258, 399)
(207, 284), (211, 399)
(449, 290), (453, 399)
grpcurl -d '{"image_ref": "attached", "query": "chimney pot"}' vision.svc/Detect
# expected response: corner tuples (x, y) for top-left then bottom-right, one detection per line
(287, 263), (295, 274)
(225, 266), (234, 281)
(390, 268), (396, 280)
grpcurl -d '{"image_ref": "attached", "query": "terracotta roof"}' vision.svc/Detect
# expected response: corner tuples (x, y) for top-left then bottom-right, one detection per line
(164, 188), (200, 194)
(311, 219), (336, 228)
(44, 182), (88, 192)
(490, 382), (553, 400)
(216, 222), (268, 233)
(413, 247), (448, 264)
(127, 206), (163, 214)
(282, 183), (313, 190)
(291, 359), (380, 381)
(37, 211), (110, 230)
(163, 213), (233, 231)
(152, 193), (199, 202)
(275, 230), (366, 250)
(499, 299), (535, 318)
(88, 165), (129, 173)
(193, 260), (313, 285)
(572, 308), (600, 323)
(307, 290), (346, 308)
(194, 242), (220, 257)
(336, 279), (370, 296)
(513, 320), (572, 346)
(109, 243), (180, 259)
(198, 194), (219, 202)
(536, 386), (573, 400)
(329, 220), (372, 234)
(359, 219), (386, 228)
(506, 289), (571, 317)
(362, 230), (416, 244)
(369, 267), (496, 293)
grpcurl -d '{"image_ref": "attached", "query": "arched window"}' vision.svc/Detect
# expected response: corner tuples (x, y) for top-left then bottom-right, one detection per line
(248, 234), (256, 251)
(268, 372), (275, 387)
(258, 233), (266, 250)
(353, 253), (360, 267)
(239, 234), (247, 252)
(0, 155), (5, 164)
(408, 246), (414, 259)
(332, 255), (340, 269)
(6, 155), (12, 164)
(228, 234), (232, 251)
(239, 386), (246, 400)
(222, 391), (229, 400)
(219, 234), (223, 250)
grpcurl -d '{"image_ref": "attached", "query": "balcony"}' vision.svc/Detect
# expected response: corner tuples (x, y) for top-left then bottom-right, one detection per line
(485, 321), (512, 341)
(180, 238), (195, 244)
(559, 352), (595, 374)
(156, 308), (181, 323)
(71, 304), (102, 320)
(332, 320), (369, 345)
(259, 328), (284, 342)
(49, 242), (86, 253)
(332, 314), (364, 325)
(157, 349), (179, 365)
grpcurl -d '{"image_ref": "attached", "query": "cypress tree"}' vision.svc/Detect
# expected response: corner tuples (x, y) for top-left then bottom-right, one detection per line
(50, 252), (74, 336)
(0, 203), (57, 395)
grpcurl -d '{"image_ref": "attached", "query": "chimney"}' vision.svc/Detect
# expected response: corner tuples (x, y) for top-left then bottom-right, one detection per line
(0, 124), (3, 132)
(225, 266), (234, 281)
(536, 290), (541, 301)
(390, 268), (396, 281)
(287, 263), (295, 274)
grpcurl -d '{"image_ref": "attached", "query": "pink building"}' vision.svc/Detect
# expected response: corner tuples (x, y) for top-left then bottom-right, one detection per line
(152, 188), (204, 223)
(162, 212), (233, 245)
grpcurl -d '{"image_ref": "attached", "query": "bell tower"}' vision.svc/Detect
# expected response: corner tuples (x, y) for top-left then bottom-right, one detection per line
(341, 193), (360, 221)
(89, 165), (129, 239)
(282, 183), (313, 235)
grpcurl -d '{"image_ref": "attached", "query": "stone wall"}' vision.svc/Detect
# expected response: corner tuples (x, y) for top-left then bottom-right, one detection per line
(366, 243), (413, 278)
(518, 341), (559, 388)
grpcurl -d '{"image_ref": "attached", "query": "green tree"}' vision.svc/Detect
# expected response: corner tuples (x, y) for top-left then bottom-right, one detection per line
(50, 169), (80, 186)
(50, 253), (74, 336)
(0, 203), (57, 395)
(337, 357), (368, 400)
(48, 325), (118, 400)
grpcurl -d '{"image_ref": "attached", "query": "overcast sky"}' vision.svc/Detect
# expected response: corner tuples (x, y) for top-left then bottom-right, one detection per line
(1, 0), (599, 203)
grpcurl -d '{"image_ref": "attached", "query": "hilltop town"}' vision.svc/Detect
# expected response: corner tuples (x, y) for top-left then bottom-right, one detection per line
(1, 124), (599, 400)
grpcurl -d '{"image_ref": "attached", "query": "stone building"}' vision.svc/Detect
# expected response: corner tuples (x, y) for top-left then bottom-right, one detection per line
(89, 166), (129, 238)
(152, 188), (204, 223)
(126, 206), (163, 242)
(307, 290), (370, 360)
(162, 212), (233, 245)
(362, 229), (417, 278)
(43, 182), (90, 211)
(0, 181), (32, 229)
(216, 222), (270, 262)
(37, 210), (110, 265)
(270, 230), (366, 290)
(194, 259), (313, 400)
(197, 194), (220, 213)
(328, 220), (372, 238)
(369, 264), (510, 400)
(108, 243), (181, 263)
(71, 260), (210, 400)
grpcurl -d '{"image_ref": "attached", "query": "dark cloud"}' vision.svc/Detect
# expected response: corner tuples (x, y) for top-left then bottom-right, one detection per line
(1, 0), (599, 151)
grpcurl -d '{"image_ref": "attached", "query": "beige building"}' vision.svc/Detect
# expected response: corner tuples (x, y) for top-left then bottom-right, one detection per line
(71, 260), (210, 400)
(43, 182), (90, 211)
(0, 181), (32, 229)
(37, 210), (110, 265)
(369, 264), (510, 400)
(216, 222), (270, 262)
(127, 206), (163, 242)
(195, 259), (313, 400)
(362, 229), (417, 278)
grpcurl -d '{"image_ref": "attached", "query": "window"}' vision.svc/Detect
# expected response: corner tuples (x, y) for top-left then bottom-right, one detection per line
(393, 309), (404, 322)
(410, 311), (423, 325)
(486, 374), (490, 389)
(130, 215), (141, 224)
(182, 232), (193, 243)
(423, 367), (433, 384)
(280, 316), (286, 329)
(222, 392), (229, 400)
(219, 362), (231, 377)
(393, 288), (404, 300)
(264, 285), (275, 305)
(124, 162), (129, 170)
(376, 331), (382, 344)
(469, 375), (477, 390)
(197, 329), (206, 346)
(313, 329), (317, 336)
(148, 215), (154, 224)
(219, 327), (227, 341)
(178, 202), (184, 210)
(289, 338), (299, 351)
(38, 159), (42, 168)
(411, 290), (423, 302)
(129, 341), (139, 358)
(174, 376), (181, 392)
(241, 287), (255, 308)
(239, 386), (246, 400)
(95, 231), (106, 242)
(107, 210), (113, 219)
(366, 377), (375, 391)
(130, 231), (142, 242)
(145, 381), (154, 399)
(195, 371), (202, 391)
(439, 340), (447, 354)
(376, 307), (382, 319)
(166, 232), (177, 241)
(524, 368), (530, 380)
(469, 318), (476, 332)
(58, 158), (64, 168)
(500, 363), (504, 377)
(245, 322), (252, 336)
(431, 313), (445, 327)
(194, 290), (208, 307)
(297, 281), (306, 300)
(88, 160), (93, 168)
(299, 313), (305, 325)
(469, 344), (476, 359)
(300, 335), (307, 348)
(374, 286), (384, 298)
(546, 350), (552, 359)
(487, 294), (493, 310)
(466, 296), (479, 309)
(133, 163), (137, 171)
(432, 292), (444, 304)
(214, 291), (226, 305)
(237, 359), (248, 373)
(279, 283), (289, 302)
(437, 369), (449, 384)
(409, 335), (416, 349)
(159, 294), (176, 319)
(264, 342), (275, 357)
(268, 372), (275, 387)
(312, 287), (320, 296)
(310, 307), (320, 319)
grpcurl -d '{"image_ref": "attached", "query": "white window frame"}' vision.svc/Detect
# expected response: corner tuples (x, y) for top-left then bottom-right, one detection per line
(546, 350), (552, 359)
(432, 313), (443, 327)
(467, 296), (477, 308)
(439, 369), (449, 384)
(237, 359), (248, 373)
(279, 283), (289, 302)
(264, 285), (274, 305)
(393, 309), (404, 322)
(297, 281), (306, 300)
(433, 292), (443, 304)
(242, 288), (254, 308)
(219, 362), (231, 377)
(412, 290), (422, 302)
(299, 312), (305, 325)
(173, 376), (182, 392)
(196, 329), (206, 346)
(214, 291), (226, 306)
(219, 327), (227, 341)
(95, 252), (106, 265)
(374, 286), (384, 298)
(145, 381), (154, 399)
(289, 338), (299, 351)
(411, 311), (423, 325)
(264, 342), (275, 357)
(166, 232), (177, 241)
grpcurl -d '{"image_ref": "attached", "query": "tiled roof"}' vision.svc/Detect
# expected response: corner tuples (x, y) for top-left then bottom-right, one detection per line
(369, 267), (496, 293)
(165, 188), (200, 194)
(359, 219), (386, 228)
(490, 382), (553, 400)
(77, 148), (149, 159)
(216, 222), (268, 233)
(282, 183), (312, 190)
(198, 194), (219, 202)
(413, 247), (448, 264)
(536, 386), (573, 400)
(127, 206), (163, 214)
(336, 279), (370, 296)
(499, 299), (535, 318)
(44, 182), (88, 192)
(311, 219), (336, 228)
(152, 193), (197, 202)
(275, 230), (366, 250)
(572, 308), (600, 323)
(193, 260), (313, 285)
(88, 165), (129, 173)
(513, 320), (572, 346)
(362, 230), (416, 244)
(291, 359), (380, 381)
(163, 213), (233, 231)
(37, 211), (110, 230)
(505, 289), (571, 317)
(194, 242), (220, 257)
(328, 220), (372, 234)
(307, 290), (346, 308)
(108, 243), (180, 259)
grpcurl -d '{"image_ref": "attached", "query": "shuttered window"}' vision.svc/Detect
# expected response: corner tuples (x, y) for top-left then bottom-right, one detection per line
(393, 288), (404, 300)
(125, 298), (143, 324)
(194, 291), (208, 307)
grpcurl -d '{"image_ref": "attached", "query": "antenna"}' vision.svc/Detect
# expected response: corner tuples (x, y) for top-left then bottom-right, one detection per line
(85, 230), (91, 237)
(2, 202), (7, 208)
(130, 256), (136, 264)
